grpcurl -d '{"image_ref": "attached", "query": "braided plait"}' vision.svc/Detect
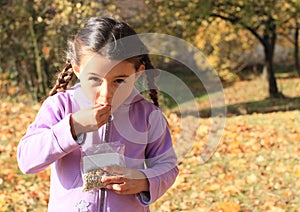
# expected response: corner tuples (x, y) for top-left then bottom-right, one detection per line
(143, 55), (159, 107)
(49, 62), (74, 96)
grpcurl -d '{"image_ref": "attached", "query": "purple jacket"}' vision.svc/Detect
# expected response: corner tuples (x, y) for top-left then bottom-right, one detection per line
(17, 84), (178, 212)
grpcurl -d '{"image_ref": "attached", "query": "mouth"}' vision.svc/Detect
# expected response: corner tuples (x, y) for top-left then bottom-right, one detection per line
(95, 99), (112, 107)
(102, 103), (112, 107)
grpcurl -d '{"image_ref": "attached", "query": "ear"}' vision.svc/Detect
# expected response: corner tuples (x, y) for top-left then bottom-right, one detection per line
(71, 61), (80, 78)
(135, 64), (145, 80)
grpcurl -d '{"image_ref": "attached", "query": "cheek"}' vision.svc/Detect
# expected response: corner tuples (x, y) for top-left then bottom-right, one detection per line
(111, 81), (135, 107)
(80, 79), (97, 102)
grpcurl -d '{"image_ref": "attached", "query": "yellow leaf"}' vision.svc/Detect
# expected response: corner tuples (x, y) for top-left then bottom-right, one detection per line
(293, 165), (300, 177)
(197, 125), (209, 137)
(216, 202), (240, 212)
(222, 185), (240, 195)
(204, 183), (220, 191)
(246, 173), (257, 184)
(0, 194), (8, 211)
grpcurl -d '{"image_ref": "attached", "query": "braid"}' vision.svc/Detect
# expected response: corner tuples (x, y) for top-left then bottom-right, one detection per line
(49, 62), (74, 96)
(143, 55), (159, 107)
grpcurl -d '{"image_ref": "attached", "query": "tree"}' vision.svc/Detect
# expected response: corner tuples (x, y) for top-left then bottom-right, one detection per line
(194, 18), (257, 82)
(279, 0), (300, 75)
(209, 0), (287, 97)
(141, 0), (298, 98)
(0, 0), (108, 100)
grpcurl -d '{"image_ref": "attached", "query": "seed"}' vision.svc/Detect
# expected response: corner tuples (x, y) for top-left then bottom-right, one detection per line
(82, 168), (115, 192)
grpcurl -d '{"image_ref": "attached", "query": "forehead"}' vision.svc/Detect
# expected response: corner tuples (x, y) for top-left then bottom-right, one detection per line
(80, 53), (135, 77)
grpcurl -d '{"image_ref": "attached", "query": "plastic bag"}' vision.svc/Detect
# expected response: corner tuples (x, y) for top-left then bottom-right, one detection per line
(81, 142), (125, 192)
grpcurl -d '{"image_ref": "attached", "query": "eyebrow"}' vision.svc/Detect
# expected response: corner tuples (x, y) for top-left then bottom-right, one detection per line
(114, 74), (130, 78)
(88, 72), (130, 78)
(88, 72), (101, 77)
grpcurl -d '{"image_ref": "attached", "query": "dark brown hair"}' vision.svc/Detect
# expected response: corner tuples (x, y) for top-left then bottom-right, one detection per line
(49, 17), (159, 107)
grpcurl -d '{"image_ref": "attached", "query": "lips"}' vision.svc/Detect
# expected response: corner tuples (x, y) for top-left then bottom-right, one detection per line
(95, 98), (112, 107)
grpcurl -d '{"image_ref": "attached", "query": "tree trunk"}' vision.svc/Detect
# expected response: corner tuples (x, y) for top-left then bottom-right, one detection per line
(263, 48), (279, 97)
(262, 27), (281, 98)
(295, 22), (300, 75)
(29, 16), (46, 99)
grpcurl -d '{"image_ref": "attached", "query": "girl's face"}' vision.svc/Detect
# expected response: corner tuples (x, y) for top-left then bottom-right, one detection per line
(73, 53), (144, 110)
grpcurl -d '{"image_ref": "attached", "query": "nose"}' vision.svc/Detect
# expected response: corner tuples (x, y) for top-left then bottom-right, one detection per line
(99, 81), (113, 105)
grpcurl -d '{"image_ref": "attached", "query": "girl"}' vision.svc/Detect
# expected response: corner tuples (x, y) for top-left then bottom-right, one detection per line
(17, 17), (178, 212)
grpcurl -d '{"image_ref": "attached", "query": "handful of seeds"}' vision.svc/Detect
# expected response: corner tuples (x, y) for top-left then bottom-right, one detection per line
(82, 168), (115, 192)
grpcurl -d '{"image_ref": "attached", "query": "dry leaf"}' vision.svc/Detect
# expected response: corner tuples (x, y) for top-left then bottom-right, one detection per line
(216, 202), (240, 212)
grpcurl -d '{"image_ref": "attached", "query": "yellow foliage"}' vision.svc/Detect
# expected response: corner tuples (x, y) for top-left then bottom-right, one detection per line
(194, 18), (256, 82)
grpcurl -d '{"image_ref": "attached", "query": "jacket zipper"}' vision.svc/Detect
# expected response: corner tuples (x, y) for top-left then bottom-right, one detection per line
(99, 188), (105, 212)
(99, 115), (112, 212)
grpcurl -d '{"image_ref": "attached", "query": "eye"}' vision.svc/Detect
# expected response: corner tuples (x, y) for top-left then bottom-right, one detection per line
(89, 77), (102, 83)
(114, 79), (126, 84)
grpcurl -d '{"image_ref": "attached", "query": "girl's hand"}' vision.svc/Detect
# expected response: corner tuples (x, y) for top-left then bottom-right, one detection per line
(70, 89), (111, 136)
(71, 104), (111, 135)
(101, 166), (149, 195)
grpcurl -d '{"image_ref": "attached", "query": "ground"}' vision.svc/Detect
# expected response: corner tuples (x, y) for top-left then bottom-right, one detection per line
(1, 76), (300, 211)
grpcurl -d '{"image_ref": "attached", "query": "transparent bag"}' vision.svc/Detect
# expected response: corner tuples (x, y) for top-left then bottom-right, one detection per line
(81, 142), (125, 192)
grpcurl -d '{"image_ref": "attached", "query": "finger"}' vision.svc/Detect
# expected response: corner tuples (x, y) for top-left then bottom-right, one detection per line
(94, 105), (111, 118)
(111, 184), (122, 191)
(96, 116), (110, 128)
(94, 107), (110, 118)
(105, 183), (129, 194)
(112, 184), (130, 193)
(93, 105), (111, 128)
(96, 119), (108, 128)
(93, 102), (110, 110)
(101, 175), (125, 184)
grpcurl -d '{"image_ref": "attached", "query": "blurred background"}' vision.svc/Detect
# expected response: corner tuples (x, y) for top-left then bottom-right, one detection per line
(0, 0), (299, 101)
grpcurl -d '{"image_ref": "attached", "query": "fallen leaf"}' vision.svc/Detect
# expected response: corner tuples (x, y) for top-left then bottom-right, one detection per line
(216, 202), (240, 212)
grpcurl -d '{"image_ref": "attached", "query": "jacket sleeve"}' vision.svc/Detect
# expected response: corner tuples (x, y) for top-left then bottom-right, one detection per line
(137, 109), (179, 205)
(17, 95), (80, 174)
